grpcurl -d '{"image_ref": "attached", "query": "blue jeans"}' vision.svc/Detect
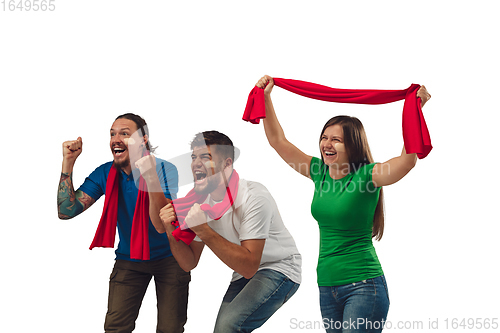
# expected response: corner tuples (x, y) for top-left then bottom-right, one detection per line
(213, 269), (300, 333)
(319, 275), (390, 333)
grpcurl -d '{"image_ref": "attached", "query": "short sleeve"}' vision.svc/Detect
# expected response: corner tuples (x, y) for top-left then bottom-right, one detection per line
(310, 157), (325, 182)
(355, 163), (379, 192)
(77, 162), (110, 201)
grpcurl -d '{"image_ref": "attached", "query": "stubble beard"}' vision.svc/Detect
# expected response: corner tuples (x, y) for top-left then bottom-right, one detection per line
(194, 173), (222, 196)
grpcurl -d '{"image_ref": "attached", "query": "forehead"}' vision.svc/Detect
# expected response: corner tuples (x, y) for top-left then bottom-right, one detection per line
(323, 124), (343, 137)
(192, 145), (208, 153)
(191, 145), (222, 157)
(111, 118), (138, 132)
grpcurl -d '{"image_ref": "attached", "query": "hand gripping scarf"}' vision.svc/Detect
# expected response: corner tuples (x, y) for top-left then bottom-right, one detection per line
(243, 78), (432, 159)
(170, 170), (239, 245)
(89, 154), (151, 260)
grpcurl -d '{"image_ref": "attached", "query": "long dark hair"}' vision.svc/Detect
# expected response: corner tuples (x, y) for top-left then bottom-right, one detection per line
(319, 116), (385, 240)
(115, 113), (156, 153)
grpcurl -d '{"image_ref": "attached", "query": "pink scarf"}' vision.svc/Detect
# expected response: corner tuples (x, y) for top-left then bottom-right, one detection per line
(89, 160), (151, 260)
(171, 170), (239, 245)
(243, 78), (432, 159)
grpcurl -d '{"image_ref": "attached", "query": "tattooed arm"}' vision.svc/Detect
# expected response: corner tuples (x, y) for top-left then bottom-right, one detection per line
(58, 172), (95, 219)
(58, 137), (95, 219)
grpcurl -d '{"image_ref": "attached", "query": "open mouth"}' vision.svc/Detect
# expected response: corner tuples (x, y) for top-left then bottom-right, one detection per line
(324, 151), (337, 157)
(194, 170), (207, 184)
(113, 147), (127, 157)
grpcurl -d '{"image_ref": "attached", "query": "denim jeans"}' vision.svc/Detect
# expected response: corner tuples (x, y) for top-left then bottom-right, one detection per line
(319, 275), (389, 333)
(213, 269), (300, 333)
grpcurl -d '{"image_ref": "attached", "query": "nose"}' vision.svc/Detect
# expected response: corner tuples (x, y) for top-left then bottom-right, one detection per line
(191, 156), (203, 168)
(111, 134), (122, 145)
(324, 139), (334, 148)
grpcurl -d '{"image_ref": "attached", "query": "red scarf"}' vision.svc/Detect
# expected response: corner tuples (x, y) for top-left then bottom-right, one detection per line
(171, 170), (239, 245)
(89, 161), (151, 260)
(243, 78), (432, 159)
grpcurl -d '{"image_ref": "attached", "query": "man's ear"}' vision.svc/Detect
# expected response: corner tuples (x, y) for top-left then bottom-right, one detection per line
(225, 157), (233, 168)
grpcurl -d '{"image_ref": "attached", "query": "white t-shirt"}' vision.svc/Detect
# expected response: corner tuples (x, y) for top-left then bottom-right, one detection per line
(194, 179), (302, 284)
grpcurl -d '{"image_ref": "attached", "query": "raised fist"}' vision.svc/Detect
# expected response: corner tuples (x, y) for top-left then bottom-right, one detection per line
(135, 155), (157, 181)
(256, 75), (274, 96)
(62, 137), (83, 163)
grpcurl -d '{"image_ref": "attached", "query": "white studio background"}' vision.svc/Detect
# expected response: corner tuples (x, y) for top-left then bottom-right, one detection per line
(1, 1), (499, 332)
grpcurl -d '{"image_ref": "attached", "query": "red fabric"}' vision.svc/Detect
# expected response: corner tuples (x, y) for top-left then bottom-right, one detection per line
(89, 164), (119, 250)
(243, 78), (432, 159)
(130, 175), (150, 260)
(171, 170), (240, 245)
(89, 155), (151, 260)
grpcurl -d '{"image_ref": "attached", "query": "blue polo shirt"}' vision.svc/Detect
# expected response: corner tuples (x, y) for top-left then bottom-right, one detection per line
(78, 157), (178, 262)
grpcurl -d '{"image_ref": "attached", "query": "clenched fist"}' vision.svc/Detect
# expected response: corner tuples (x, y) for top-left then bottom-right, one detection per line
(62, 137), (83, 164)
(185, 203), (209, 233)
(256, 75), (274, 96)
(159, 203), (177, 227)
(417, 85), (431, 107)
(135, 155), (157, 181)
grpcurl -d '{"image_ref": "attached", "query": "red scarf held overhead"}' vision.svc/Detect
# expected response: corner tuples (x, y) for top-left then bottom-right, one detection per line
(89, 158), (151, 261)
(242, 78), (432, 159)
(171, 170), (239, 245)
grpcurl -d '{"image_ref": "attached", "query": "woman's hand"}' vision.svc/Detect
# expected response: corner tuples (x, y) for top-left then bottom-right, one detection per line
(256, 75), (274, 96)
(417, 85), (431, 107)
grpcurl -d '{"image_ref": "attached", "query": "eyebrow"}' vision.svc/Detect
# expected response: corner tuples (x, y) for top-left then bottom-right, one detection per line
(191, 153), (212, 158)
(110, 127), (131, 131)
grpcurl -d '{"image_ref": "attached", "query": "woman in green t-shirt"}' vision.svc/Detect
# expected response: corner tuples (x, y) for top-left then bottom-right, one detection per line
(254, 75), (430, 333)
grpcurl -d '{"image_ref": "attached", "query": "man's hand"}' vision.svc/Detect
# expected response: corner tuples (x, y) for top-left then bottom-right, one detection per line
(159, 203), (178, 228)
(58, 136), (95, 219)
(135, 155), (157, 182)
(62, 137), (83, 164)
(417, 85), (431, 107)
(185, 203), (210, 235)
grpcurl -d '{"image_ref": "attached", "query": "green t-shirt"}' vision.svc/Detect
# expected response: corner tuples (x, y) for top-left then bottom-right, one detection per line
(310, 157), (384, 286)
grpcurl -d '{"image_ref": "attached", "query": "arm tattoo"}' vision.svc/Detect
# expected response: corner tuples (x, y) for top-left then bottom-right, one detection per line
(57, 172), (95, 219)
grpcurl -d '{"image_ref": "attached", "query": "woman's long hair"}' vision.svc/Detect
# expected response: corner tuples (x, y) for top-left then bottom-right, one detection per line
(319, 116), (385, 241)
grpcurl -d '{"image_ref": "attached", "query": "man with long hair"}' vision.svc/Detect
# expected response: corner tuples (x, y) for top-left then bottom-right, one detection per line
(57, 113), (189, 333)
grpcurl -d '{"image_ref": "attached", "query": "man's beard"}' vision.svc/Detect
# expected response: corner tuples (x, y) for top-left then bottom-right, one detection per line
(193, 173), (221, 195)
(113, 158), (130, 171)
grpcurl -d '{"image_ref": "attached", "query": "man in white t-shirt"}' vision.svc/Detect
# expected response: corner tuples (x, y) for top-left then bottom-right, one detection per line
(137, 131), (301, 332)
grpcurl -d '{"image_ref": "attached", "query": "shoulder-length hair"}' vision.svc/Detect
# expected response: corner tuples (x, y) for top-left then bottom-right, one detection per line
(319, 115), (385, 241)
(115, 113), (156, 153)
